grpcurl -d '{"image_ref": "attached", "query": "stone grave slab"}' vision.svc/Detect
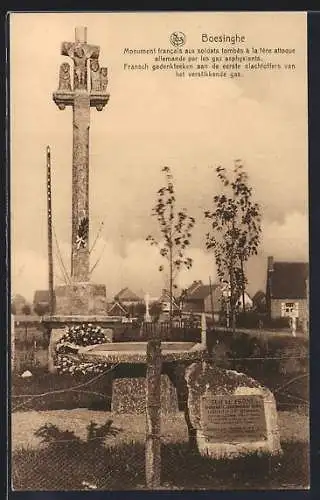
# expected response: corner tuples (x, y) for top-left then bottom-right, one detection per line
(111, 375), (179, 414)
(185, 362), (282, 459)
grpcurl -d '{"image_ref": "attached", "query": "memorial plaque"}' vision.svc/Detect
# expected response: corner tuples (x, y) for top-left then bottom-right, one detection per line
(201, 395), (267, 443)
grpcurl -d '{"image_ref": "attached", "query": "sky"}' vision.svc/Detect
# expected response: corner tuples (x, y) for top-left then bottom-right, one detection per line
(10, 12), (308, 302)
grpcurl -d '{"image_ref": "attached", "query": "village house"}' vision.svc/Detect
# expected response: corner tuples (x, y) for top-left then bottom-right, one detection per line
(108, 287), (144, 317)
(252, 290), (267, 313)
(107, 300), (128, 317)
(114, 287), (142, 307)
(33, 290), (50, 315)
(158, 289), (181, 315)
(182, 280), (253, 320)
(182, 281), (221, 320)
(266, 256), (309, 328)
(11, 293), (29, 315)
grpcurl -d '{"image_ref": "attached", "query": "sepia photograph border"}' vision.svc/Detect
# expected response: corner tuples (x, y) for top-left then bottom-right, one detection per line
(3, 7), (320, 500)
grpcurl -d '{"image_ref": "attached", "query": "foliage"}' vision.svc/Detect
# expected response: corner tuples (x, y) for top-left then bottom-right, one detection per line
(131, 302), (146, 319)
(210, 329), (309, 407)
(204, 161), (262, 331)
(34, 422), (82, 446)
(86, 420), (120, 443)
(21, 304), (32, 315)
(33, 302), (50, 316)
(149, 301), (163, 321)
(35, 419), (119, 445)
(147, 166), (195, 323)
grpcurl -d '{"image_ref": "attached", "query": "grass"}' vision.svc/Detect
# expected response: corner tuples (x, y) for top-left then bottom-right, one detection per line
(11, 409), (309, 449)
(11, 408), (309, 490)
(12, 440), (309, 491)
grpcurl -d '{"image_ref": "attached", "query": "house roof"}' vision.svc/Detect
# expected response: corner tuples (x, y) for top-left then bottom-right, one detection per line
(114, 287), (142, 302)
(33, 290), (49, 303)
(252, 290), (266, 306)
(159, 289), (180, 310)
(185, 284), (219, 300)
(270, 261), (309, 299)
(185, 280), (203, 295)
(108, 301), (128, 315)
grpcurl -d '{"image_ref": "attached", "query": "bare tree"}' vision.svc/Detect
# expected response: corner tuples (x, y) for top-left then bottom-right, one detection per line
(204, 161), (262, 332)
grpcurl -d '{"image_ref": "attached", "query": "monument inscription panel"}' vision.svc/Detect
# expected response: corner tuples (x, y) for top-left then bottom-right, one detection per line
(201, 395), (267, 442)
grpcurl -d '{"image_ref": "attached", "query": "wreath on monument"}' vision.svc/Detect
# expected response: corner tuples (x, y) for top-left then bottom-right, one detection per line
(55, 324), (112, 376)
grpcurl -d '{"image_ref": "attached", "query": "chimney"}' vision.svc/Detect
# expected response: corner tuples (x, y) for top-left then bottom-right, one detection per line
(266, 256), (274, 320)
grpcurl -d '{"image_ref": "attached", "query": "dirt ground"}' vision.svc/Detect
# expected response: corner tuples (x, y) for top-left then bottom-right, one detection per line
(11, 409), (309, 450)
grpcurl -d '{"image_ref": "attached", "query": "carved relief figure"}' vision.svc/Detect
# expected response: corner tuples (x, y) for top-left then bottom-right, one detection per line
(90, 58), (101, 91)
(58, 62), (72, 91)
(100, 67), (108, 92)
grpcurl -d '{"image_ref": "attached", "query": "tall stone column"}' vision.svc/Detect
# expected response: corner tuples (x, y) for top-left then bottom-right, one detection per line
(52, 27), (110, 315)
(72, 93), (90, 281)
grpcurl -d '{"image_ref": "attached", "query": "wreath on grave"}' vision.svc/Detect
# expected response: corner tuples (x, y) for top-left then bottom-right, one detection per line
(55, 324), (112, 376)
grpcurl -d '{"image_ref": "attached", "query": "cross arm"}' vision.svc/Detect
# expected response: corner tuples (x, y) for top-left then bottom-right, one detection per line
(61, 41), (100, 59)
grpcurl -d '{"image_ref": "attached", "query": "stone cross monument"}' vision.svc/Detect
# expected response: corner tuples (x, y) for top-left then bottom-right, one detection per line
(52, 27), (109, 315)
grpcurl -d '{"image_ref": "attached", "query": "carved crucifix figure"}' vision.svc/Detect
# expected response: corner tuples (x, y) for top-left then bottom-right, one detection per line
(53, 27), (110, 283)
(61, 27), (99, 91)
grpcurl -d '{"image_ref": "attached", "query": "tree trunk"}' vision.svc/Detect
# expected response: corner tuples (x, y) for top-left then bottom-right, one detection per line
(169, 244), (173, 336)
(241, 257), (246, 316)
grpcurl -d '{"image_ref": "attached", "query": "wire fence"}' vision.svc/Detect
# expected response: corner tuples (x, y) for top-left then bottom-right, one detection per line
(11, 325), (309, 491)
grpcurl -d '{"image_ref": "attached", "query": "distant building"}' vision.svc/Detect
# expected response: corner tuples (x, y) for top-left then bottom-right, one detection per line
(236, 292), (253, 311)
(114, 287), (142, 307)
(182, 280), (253, 319)
(11, 294), (28, 315)
(266, 256), (309, 325)
(159, 289), (181, 314)
(107, 300), (128, 317)
(182, 281), (221, 318)
(252, 290), (267, 313)
(33, 290), (50, 315)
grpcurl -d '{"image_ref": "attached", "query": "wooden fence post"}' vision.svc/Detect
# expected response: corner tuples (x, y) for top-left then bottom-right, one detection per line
(145, 337), (162, 489)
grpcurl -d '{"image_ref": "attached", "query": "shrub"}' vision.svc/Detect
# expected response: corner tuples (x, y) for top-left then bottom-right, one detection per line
(267, 316), (290, 329)
(209, 328), (309, 407)
(34, 419), (120, 450)
(236, 312), (267, 329)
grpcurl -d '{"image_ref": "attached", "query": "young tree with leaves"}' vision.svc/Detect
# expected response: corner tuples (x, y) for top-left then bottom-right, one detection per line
(147, 166), (195, 330)
(204, 160), (262, 332)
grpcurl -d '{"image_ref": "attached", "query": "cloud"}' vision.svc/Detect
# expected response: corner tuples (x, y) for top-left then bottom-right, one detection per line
(10, 13), (308, 301)
(262, 211), (309, 260)
(11, 236), (219, 302)
(90, 238), (217, 298)
(11, 250), (48, 301)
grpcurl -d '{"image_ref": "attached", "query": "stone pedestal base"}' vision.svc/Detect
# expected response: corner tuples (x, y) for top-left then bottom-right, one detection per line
(111, 375), (179, 414)
(55, 282), (107, 315)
